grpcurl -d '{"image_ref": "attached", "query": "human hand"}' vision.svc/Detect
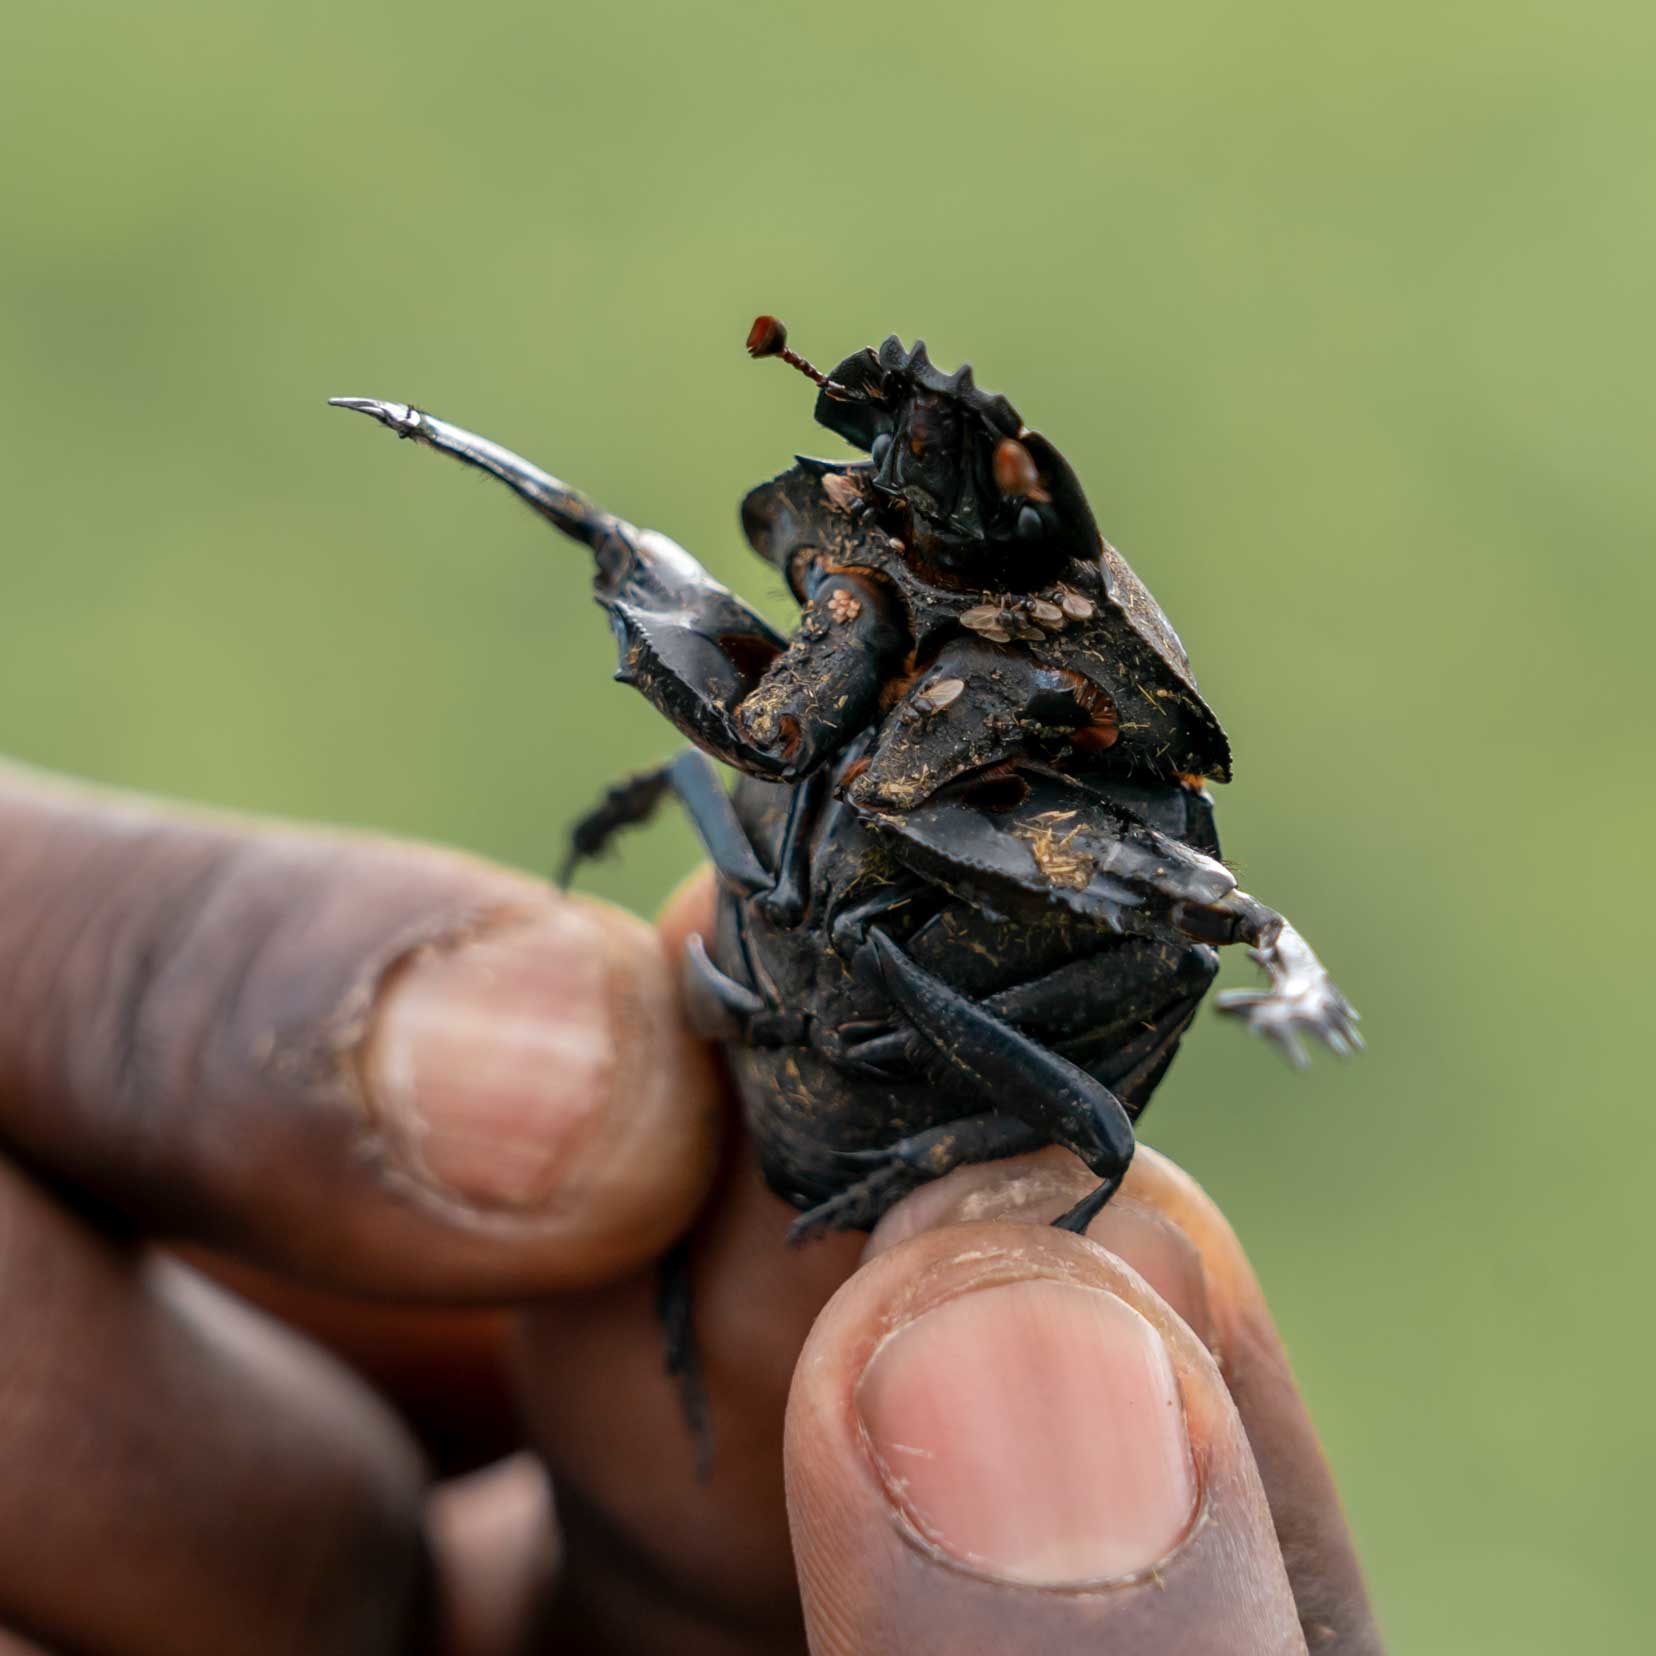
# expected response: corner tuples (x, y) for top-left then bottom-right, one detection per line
(0, 765), (1380, 1654)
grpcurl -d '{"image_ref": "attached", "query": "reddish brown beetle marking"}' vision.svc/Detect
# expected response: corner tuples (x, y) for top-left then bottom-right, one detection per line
(993, 436), (1041, 498)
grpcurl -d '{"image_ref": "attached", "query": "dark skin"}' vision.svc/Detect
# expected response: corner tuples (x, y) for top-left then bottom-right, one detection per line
(0, 763), (1381, 1654)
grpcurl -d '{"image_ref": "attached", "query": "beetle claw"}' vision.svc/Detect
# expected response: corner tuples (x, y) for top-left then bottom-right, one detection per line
(328, 396), (422, 434)
(1216, 921), (1360, 1066)
(832, 1145), (895, 1166)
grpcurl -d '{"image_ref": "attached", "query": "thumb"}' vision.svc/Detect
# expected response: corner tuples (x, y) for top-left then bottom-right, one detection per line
(785, 1218), (1305, 1655)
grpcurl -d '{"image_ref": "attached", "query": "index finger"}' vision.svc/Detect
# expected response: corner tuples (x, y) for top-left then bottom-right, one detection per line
(0, 764), (723, 1297)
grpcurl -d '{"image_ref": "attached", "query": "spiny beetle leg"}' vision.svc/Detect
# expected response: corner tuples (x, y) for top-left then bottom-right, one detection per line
(865, 929), (1137, 1226)
(682, 934), (804, 1047)
(681, 934), (763, 1040)
(821, 1023), (914, 1080)
(659, 750), (770, 896)
(789, 1113), (1046, 1242)
(329, 399), (792, 776)
(559, 763), (674, 888)
(833, 1113), (1044, 1174)
(826, 873), (937, 958)
(757, 767), (829, 930)
(788, 1165), (917, 1244)
(564, 749), (768, 898)
(977, 940), (1216, 1112)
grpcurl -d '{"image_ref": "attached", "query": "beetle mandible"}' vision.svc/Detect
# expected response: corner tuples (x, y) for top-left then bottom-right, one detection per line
(331, 315), (1358, 1336)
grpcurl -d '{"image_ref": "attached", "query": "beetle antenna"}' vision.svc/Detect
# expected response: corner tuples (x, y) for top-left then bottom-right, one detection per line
(746, 315), (847, 396)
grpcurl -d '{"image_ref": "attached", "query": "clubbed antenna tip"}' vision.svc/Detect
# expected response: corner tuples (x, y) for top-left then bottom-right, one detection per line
(745, 314), (789, 358)
(745, 314), (844, 395)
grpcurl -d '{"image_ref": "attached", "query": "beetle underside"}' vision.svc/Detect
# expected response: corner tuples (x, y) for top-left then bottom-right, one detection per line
(333, 319), (1359, 1463)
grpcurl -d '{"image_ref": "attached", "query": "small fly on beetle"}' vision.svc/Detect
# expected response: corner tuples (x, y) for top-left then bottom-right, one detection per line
(332, 318), (1360, 1460)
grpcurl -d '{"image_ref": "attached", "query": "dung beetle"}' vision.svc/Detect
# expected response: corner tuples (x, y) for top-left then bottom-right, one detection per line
(332, 319), (1358, 1443)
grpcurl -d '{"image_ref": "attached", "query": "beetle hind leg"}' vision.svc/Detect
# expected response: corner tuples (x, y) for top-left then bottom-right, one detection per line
(863, 928), (1139, 1229)
(788, 1113), (1045, 1243)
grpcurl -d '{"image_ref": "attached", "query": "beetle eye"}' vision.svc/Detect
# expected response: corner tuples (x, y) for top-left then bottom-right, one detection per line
(1017, 504), (1044, 542)
(870, 431), (893, 468)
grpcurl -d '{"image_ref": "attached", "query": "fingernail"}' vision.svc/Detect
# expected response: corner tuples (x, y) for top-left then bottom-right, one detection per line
(855, 1279), (1197, 1585)
(867, 1164), (1214, 1344)
(367, 907), (618, 1210)
(1087, 1202), (1215, 1349)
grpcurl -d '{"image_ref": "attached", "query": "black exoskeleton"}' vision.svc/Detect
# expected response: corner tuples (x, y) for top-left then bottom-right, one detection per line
(332, 319), (1358, 1443)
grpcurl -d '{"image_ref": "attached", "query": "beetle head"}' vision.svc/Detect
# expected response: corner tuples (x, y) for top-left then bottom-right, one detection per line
(749, 318), (1093, 585)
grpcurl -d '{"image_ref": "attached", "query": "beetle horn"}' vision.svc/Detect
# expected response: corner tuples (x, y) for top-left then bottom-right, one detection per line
(327, 397), (622, 550)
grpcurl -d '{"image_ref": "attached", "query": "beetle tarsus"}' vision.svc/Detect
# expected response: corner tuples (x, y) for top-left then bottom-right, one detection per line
(1215, 918), (1362, 1067)
(559, 761), (676, 887)
(327, 396), (423, 434)
(330, 396), (621, 546)
(788, 1167), (919, 1243)
(1052, 1173), (1127, 1234)
(332, 402), (804, 775)
(563, 749), (770, 896)
(757, 768), (829, 929)
(792, 1113), (1047, 1241)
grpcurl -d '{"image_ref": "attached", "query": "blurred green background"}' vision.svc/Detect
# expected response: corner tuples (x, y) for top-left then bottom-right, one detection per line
(2, 2), (1650, 1646)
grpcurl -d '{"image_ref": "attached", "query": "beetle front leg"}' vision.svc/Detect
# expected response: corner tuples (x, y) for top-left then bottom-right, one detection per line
(330, 399), (794, 775)
(730, 571), (909, 780)
(562, 749), (771, 894)
(1177, 891), (1362, 1067)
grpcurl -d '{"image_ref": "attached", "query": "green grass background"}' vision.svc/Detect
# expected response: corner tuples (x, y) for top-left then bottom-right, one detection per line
(2, 3), (1650, 1646)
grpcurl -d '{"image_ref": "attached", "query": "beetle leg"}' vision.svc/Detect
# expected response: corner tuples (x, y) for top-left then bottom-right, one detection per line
(558, 763), (674, 887)
(681, 933), (765, 1039)
(788, 1114), (1045, 1243)
(981, 939), (1218, 1111)
(682, 934), (805, 1047)
(330, 399), (796, 775)
(864, 928), (1137, 1227)
(730, 571), (910, 779)
(655, 750), (770, 895)
(819, 1024), (913, 1080)
(825, 874), (939, 958)
(1176, 892), (1362, 1067)
(563, 749), (770, 896)
(756, 767), (829, 929)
